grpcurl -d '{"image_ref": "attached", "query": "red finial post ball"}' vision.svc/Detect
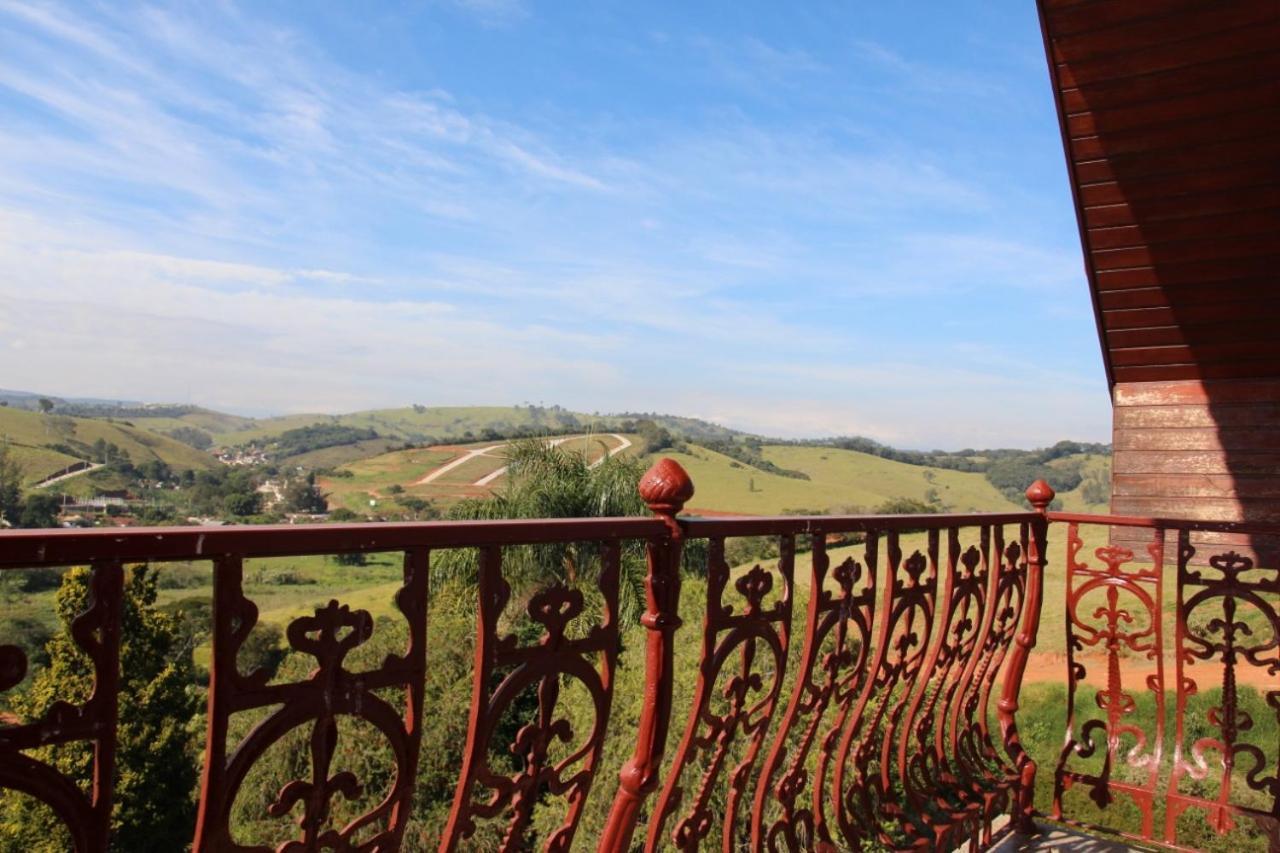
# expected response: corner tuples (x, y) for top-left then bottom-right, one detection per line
(1025, 479), (1055, 513)
(638, 458), (694, 516)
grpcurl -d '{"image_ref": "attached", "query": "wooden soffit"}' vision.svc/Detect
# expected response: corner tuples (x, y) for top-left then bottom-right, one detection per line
(1037, 0), (1280, 386)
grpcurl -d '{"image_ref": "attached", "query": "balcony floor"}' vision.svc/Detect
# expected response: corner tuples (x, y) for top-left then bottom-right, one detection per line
(991, 823), (1141, 852)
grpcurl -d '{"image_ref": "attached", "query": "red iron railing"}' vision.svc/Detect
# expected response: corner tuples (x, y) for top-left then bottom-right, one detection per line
(0, 462), (1275, 851)
(1048, 511), (1280, 851)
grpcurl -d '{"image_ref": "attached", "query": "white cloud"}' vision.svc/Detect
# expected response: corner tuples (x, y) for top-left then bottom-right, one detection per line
(0, 2), (1111, 447)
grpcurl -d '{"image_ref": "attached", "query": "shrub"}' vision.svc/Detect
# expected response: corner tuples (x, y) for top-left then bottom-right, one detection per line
(1, 566), (201, 851)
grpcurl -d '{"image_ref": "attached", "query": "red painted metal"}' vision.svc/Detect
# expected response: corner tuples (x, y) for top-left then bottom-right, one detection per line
(26, 466), (1271, 850)
(645, 535), (795, 851)
(194, 548), (430, 851)
(0, 559), (121, 853)
(750, 534), (876, 850)
(598, 457), (693, 852)
(1166, 530), (1280, 848)
(1052, 514), (1280, 851)
(996, 482), (1052, 837)
(1053, 521), (1166, 839)
(831, 530), (949, 849)
(441, 542), (622, 851)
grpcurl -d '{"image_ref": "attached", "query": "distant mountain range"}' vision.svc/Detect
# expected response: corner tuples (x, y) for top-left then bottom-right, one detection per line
(0, 388), (145, 410)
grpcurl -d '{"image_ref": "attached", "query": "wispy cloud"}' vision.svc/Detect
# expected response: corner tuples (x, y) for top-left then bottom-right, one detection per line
(850, 38), (1008, 100)
(0, 1), (1107, 447)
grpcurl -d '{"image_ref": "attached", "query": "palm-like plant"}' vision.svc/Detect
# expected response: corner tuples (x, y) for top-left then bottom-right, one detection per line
(433, 437), (650, 625)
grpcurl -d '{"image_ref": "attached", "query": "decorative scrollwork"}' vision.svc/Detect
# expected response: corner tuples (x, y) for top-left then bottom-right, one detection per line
(831, 531), (939, 850)
(1165, 532), (1280, 847)
(1053, 522), (1165, 840)
(951, 527), (1026, 830)
(441, 541), (623, 852)
(896, 532), (993, 849)
(0, 559), (122, 853)
(751, 537), (877, 851)
(194, 550), (429, 852)
(647, 535), (794, 852)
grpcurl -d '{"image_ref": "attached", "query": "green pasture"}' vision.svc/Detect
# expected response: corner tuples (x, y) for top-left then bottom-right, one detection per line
(126, 408), (255, 436)
(316, 447), (455, 514)
(0, 407), (218, 475)
(276, 437), (405, 469)
(195, 405), (616, 448)
(316, 434), (635, 514)
(5, 444), (83, 484)
(657, 443), (1012, 515)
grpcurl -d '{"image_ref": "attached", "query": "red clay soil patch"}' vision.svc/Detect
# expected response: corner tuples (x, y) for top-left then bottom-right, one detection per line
(1025, 652), (1276, 691)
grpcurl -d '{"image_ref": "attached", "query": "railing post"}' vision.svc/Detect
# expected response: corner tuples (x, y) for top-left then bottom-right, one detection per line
(999, 479), (1053, 834)
(599, 458), (692, 852)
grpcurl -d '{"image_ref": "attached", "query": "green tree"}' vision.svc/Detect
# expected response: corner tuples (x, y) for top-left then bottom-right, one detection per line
(282, 472), (327, 513)
(438, 438), (650, 621)
(394, 495), (439, 520)
(632, 418), (673, 454)
(36, 398), (53, 414)
(1, 565), (200, 851)
(223, 491), (262, 517)
(18, 492), (61, 529)
(0, 441), (22, 525)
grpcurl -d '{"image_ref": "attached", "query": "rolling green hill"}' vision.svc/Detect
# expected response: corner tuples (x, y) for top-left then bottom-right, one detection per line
(124, 404), (736, 450)
(125, 407), (256, 436)
(665, 444), (1025, 515)
(5, 444), (85, 484)
(669, 443), (1108, 516)
(0, 407), (219, 483)
(310, 432), (1108, 518)
(318, 433), (637, 515)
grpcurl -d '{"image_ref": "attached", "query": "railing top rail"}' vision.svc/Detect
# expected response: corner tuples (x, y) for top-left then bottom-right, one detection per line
(679, 510), (1040, 538)
(0, 511), (1054, 568)
(0, 516), (669, 567)
(1047, 510), (1280, 536)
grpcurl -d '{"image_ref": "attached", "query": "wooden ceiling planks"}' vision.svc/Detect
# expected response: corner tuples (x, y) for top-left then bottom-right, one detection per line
(1037, 0), (1280, 386)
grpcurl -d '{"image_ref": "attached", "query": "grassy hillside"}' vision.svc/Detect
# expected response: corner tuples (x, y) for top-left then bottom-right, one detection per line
(122, 403), (734, 452)
(276, 437), (407, 469)
(660, 444), (1024, 515)
(127, 408), (256, 436)
(312, 434), (1108, 519)
(0, 407), (219, 479)
(5, 444), (85, 484)
(317, 434), (635, 515)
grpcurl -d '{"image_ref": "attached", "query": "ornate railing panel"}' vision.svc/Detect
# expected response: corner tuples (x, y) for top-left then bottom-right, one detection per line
(645, 534), (795, 852)
(651, 493), (1050, 852)
(0, 559), (121, 853)
(0, 467), (1058, 851)
(750, 535), (876, 851)
(1048, 513), (1280, 852)
(1167, 529), (1280, 848)
(194, 550), (430, 851)
(441, 542), (623, 851)
(0, 518), (666, 853)
(1053, 520), (1167, 838)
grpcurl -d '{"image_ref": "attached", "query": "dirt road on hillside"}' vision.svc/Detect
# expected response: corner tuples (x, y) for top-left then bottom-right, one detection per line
(474, 434), (631, 486)
(413, 434), (631, 488)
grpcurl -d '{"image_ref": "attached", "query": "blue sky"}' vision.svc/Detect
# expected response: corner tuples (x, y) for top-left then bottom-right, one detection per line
(0, 0), (1110, 448)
